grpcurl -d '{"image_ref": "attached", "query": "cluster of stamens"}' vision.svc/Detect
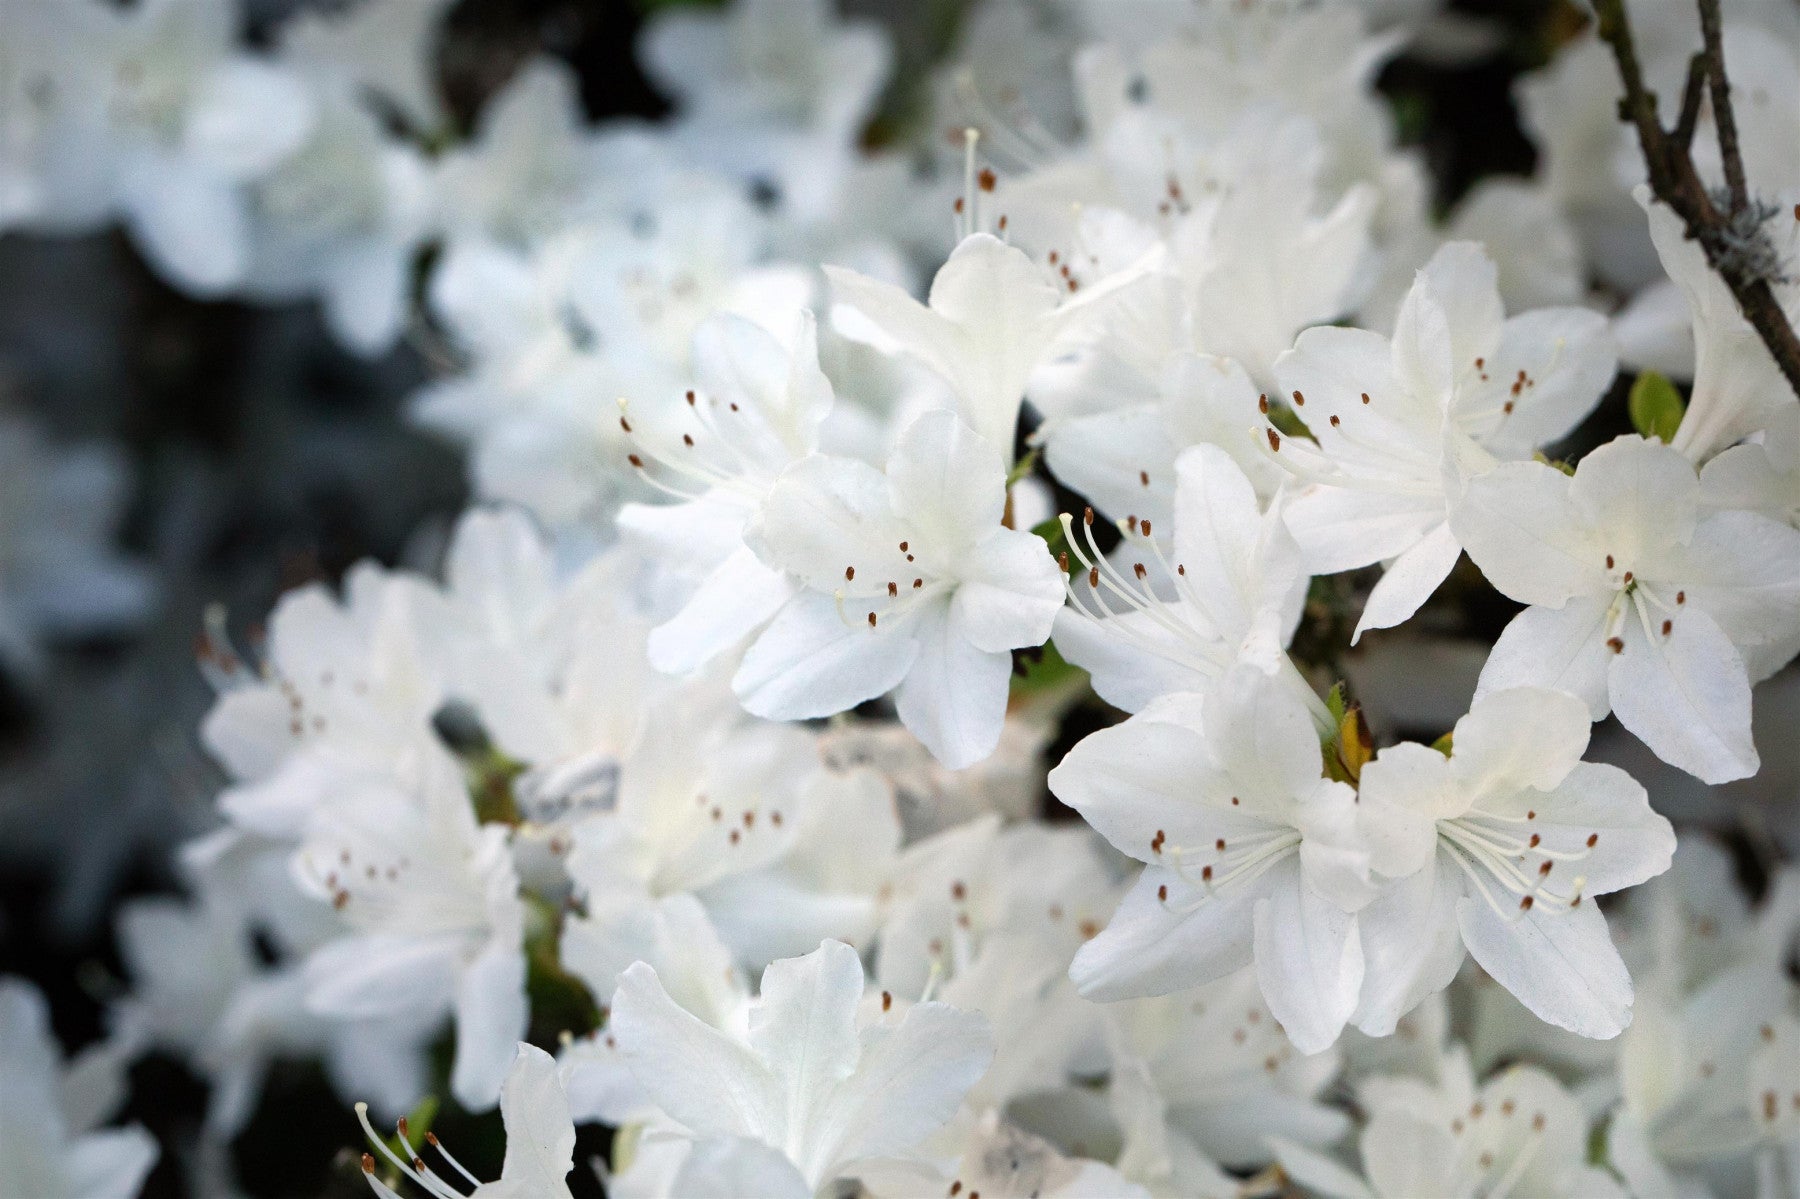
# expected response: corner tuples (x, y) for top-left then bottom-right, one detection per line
(1056, 506), (1233, 679)
(356, 1106), (486, 1198)
(1149, 822), (1303, 914)
(1439, 807), (1594, 921)
(619, 389), (764, 505)
(1598, 552), (1686, 653)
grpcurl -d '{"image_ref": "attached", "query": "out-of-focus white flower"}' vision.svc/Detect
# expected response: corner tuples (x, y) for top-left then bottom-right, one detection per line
(608, 938), (994, 1196)
(0, 977), (158, 1199)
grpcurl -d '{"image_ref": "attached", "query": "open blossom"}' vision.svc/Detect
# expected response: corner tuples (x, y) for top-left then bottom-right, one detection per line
(1356, 687), (1675, 1039)
(1050, 663), (1375, 1053)
(295, 752), (527, 1111)
(1268, 240), (1615, 640)
(618, 310), (834, 676)
(1051, 442), (1312, 715)
(1453, 433), (1800, 783)
(607, 939), (994, 1195)
(736, 408), (1064, 767)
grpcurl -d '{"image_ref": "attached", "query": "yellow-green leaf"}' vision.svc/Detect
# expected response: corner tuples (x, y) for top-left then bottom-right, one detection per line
(1629, 370), (1685, 443)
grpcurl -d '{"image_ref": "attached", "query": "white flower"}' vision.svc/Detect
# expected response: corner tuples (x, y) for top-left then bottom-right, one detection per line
(356, 1042), (576, 1199)
(1355, 687), (1675, 1039)
(608, 938), (994, 1196)
(824, 233), (1148, 455)
(295, 752), (527, 1111)
(0, 977), (158, 1199)
(736, 409), (1064, 768)
(1051, 443), (1312, 715)
(0, 415), (155, 675)
(618, 310), (834, 675)
(1452, 433), (1800, 782)
(46, 0), (316, 294)
(276, 0), (453, 134)
(1268, 240), (1615, 641)
(1050, 664), (1375, 1053)
(1273, 1049), (1629, 1199)
(242, 82), (432, 356)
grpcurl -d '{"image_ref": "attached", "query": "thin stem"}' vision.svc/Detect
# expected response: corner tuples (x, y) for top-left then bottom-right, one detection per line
(1592, 0), (1800, 406)
(1695, 0), (1749, 212)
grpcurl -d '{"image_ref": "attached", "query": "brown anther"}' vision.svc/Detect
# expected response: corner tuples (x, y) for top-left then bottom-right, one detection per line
(729, 829), (741, 845)
(1539, 860), (1553, 876)
(1089, 566), (1100, 588)
(913, 578), (923, 589)
(899, 541), (908, 551)
(867, 612), (878, 627)
(1503, 400), (1515, 414)
(1141, 519), (1153, 536)
(1529, 834), (1540, 848)
(1258, 394), (1269, 413)
(1201, 865), (1213, 881)
(1083, 506), (1095, 526)
(1291, 390), (1305, 406)
(882, 990), (893, 1011)
(682, 433), (694, 447)
(1360, 392), (1371, 404)
(1215, 838), (1226, 851)
(1586, 833), (1599, 847)
(619, 415), (632, 432)
(627, 453), (644, 468)
(685, 390), (696, 405)
(845, 565), (855, 580)
(1329, 415), (1341, 427)
(1662, 619), (1672, 635)
(1607, 636), (1625, 653)
(951, 881), (967, 901)
(1623, 571), (1634, 584)
(977, 168), (996, 191)
(362, 1153), (376, 1174)
(1267, 429), (1281, 452)
(1134, 562), (1147, 580)
(1606, 554), (1615, 569)
(1677, 590), (1686, 603)
(1520, 895), (1534, 910)
(1139, 469), (1150, 486)
(888, 582), (898, 597)
(1158, 884), (1168, 901)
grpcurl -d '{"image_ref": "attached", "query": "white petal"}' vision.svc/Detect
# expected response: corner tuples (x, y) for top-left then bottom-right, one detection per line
(1451, 459), (1601, 606)
(1171, 443), (1306, 643)
(648, 546), (795, 675)
(1416, 241), (1504, 374)
(806, 1001), (994, 1181)
(610, 962), (780, 1143)
(1351, 851), (1464, 1037)
(949, 526), (1064, 654)
(1680, 509), (1800, 681)
(1356, 742), (1455, 878)
(185, 60), (315, 180)
(1283, 485), (1444, 576)
(1567, 434), (1699, 560)
(121, 158), (249, 295)
(451, 943), (528, 1111)
(65, 1127), (160, 1199)
(495, 1044), (576, 1193)
(1455, 893), (1633, 1039)
(322, 239), (409, 356)
(1452, 686), (1591, 794)
(893, 606), (1012, 769)
(747, 940), (864, 1125)
(734, 592), (920, 721)
(1473, 597), (1614, 719)
(1608, 605), (1757, 783)
(886, 409), (1007, 541)
(1252, 864), (1363, 1055)
(1070, 870), (1258, 1001)
(1517, 762), (1674, 897)
(669, 1137), (813, 1199)
(1352, 520), (1461, 641)
(752, 455), (907, 595)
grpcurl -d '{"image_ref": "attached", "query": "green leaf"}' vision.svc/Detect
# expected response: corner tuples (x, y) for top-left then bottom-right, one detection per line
(385, 1094), (439, 1165)
(1325, 681), (1349, 727)
(1011, 640), (1081, 695)
(1628, 370), (1686, 443)
(1032, 515), (1073, 571)
(1431, 730), (1455, 756)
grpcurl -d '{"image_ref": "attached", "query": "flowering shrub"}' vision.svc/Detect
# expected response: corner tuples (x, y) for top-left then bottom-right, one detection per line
(4, 0), (1800, 1196)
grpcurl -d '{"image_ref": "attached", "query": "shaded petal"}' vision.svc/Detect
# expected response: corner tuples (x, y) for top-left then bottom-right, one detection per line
(893, 606), (1011, 769)
(1609, 605), (1756, 783)
(1352, 520), (1461, 641)
(1252, 864), (1363, 1055)
(734, 593), (920, 721)
(1456, 893), (1632, 1039)
(1452, 460), (1600, 606)
(1473, 597), (1613, 719)
(1069, 870), (1258, 1000)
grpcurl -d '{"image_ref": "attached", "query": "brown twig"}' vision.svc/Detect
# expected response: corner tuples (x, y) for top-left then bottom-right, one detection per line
(1593, 0), (1800, 404)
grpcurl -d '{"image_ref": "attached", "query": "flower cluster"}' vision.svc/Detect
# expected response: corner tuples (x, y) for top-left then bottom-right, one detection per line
(6, 0), (1800, 1196)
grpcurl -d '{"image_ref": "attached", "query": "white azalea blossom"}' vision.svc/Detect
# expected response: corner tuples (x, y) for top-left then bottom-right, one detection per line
(1453, 433), (1800, 783)
(736, 409), (1064, 767)
(1356, 687), (1676, 1039)
(1269, 240), (1615, 641)
(608, 939), (994, 1195)
(1050, 664), (1375, 1053)
(18, 0), (1800, 1192)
